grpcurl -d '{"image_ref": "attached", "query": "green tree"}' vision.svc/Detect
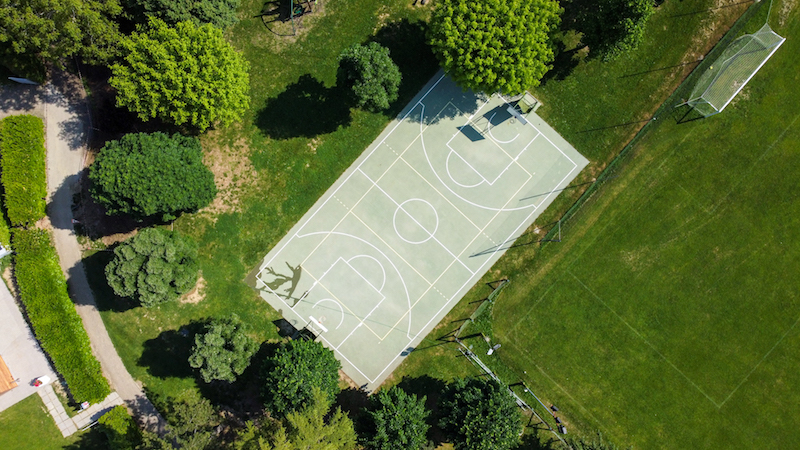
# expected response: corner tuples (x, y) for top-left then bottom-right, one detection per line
(261, 339), (341, 416)
(428, 0), (562, 94)
(89, 132), (217, 221)
(124, 0), (241, 29)
(189, 314), (259, 383)
(337, 42), (402, 112)
(110, 18), (250, 131)
(270, 387), (357, 450)
(105, 227), (199, 307)
(165, 392), (217, 450)
(0, 0), (122, 66)
(98, 405), (142, 450)
(574, 0), (655, 60)
(438, 378), (521, 450)
(362, 386), (430, 450)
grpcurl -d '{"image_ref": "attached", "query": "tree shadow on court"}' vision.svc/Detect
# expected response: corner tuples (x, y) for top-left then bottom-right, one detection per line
(370, 19), (439, 117)
(256, 74), (352, 139)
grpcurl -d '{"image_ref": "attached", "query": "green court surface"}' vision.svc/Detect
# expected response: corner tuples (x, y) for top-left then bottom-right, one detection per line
(248, 72), (588, 388)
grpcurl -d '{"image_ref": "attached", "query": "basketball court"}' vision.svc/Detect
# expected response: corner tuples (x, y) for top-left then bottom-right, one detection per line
(247, 72), (588, 388)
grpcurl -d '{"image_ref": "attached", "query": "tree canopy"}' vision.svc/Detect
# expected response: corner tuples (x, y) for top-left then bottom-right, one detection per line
(362, 386), (430, 450)
(105, 227), (199, 307)
(110, 18), (250, 131)
(574, 0), (655, 60)
(0, 0), (122, 66)
(89, 132), (217, 221)
(269, 387), (358, 450)
(337, 42), (402, 112)
(428, 0), (562, 94)
(438, 378), (522, 450)
(261, 339), (341, 416)
(189, 314), (259, 383)
(124, 0), (241, 29)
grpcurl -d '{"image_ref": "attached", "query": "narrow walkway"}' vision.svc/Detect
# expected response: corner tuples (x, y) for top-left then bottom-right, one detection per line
(37, 384), (123, 437)
(41, 73), (167, 434)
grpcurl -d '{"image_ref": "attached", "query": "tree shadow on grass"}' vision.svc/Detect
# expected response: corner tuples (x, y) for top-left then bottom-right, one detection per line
(255, 74), (352, 139)
(540, 40), (584, 85)
(79, 248), (140, 313)
(197, 341), (279, 416)
(395, 375), (448, 446)
(138, 323), (207, 380)
(371, 19), (439, 116)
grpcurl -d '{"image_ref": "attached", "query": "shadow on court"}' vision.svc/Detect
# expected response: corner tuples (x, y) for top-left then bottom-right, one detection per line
(256, 75), (352, 139)
(371, 19), (439, 117)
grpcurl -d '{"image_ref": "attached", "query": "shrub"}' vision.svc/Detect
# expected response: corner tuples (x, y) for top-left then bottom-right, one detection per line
(189, 314), (259, 383)
(0, 115), (47, 227)
(98, 405), (142, 450)
(105, 227), (199, 307)
(261, 339), (341, 415)
(89, 132), (217, 221)
(337, 42), (402, 111)
(12, 228), (110, 403)
(438, 377), (522, 450)
(124, 0), (241, 29)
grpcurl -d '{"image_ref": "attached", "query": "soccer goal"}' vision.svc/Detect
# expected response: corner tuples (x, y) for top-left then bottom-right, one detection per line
(682, 23), (785, 117)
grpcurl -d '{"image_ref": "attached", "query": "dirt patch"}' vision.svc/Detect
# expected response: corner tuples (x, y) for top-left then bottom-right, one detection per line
(100, 230), (138, 247)
(778, 0), (797, 26)
(200, 135), (258, 218)
(2, 266), (17, 297)
(180, 275), (207, 304)
(338, 369), (362, 390)
(249, 0), (329, 50)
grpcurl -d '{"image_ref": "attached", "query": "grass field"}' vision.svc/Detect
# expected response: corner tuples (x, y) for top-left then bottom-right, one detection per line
(90, 0), (440, 402)
(0, 395), (105, 450)
(85, 0), (783, 446)
(411, 3), (800, 449)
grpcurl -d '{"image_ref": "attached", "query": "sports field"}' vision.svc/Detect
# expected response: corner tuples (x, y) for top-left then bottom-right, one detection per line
(249, 73), (587, 387)
(488, 10), (800, 449)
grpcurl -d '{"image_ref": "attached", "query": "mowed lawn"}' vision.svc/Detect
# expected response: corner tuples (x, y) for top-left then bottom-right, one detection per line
(491, 8), (800, 450)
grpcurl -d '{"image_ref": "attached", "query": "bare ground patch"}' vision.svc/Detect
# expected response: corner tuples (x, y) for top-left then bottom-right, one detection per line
(180, 275), (207, 304)
(200, 134), (259, 218)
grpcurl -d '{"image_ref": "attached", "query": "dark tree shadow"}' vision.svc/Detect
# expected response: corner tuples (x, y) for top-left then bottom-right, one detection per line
(371, 19), (439, 116)
(138, 323), (207, 380)
(273, 318), (299, 338)
(335, 387), (370, 421)
(256, 74), (352, 139)
(198, 341), (279, 416)
(540, 40), (583, 85)
(395, 375), (448, 446)
(73, 250), (139, 313)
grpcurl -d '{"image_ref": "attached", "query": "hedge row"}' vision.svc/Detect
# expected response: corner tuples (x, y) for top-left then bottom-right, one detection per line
(12, 228), (110, 403)
(0, 115), (47, 227)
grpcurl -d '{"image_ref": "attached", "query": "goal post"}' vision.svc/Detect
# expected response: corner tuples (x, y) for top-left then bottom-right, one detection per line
(682, 23), (785, 117)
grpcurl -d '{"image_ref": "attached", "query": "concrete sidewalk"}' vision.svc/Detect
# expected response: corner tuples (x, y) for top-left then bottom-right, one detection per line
(0, 281), (58, 412)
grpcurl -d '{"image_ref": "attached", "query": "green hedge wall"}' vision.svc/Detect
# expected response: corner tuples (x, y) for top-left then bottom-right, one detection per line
(0, 115), (47, 227)
(12, 228), (110, 403)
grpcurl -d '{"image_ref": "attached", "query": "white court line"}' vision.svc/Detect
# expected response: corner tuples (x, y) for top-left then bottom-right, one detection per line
(357, 167), (476, 276)
(295, 230), (414, 339)
(255, 74), (448, 282)
(312, 298), (345, 329)
(347, 254), (387, 291)
(257, 77), (582, 382)
(486, 111), (521, 144)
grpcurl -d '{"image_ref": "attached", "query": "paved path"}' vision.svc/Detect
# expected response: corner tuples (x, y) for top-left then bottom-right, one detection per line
(38, 384), (124, 437)
(0, 75), (167, 434)
(43, 73), (167, 435)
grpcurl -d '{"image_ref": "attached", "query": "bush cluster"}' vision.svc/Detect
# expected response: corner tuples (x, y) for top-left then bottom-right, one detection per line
(12, 228), (111, 403)
(0, 115), (47, 227)
(98, 405), (142, 450)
